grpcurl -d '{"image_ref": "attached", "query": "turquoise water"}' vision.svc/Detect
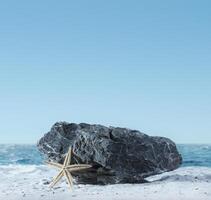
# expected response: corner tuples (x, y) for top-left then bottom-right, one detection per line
(178, 144), (211, 167)
(0, 144), (211, 167)
(0, 144), (43, 165)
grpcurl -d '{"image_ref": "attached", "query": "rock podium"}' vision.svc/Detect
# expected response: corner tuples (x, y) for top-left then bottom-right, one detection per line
(37, 122), (182, 184)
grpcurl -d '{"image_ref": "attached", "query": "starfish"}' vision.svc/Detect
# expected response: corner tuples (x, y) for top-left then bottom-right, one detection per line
(46, 147), (92, 190)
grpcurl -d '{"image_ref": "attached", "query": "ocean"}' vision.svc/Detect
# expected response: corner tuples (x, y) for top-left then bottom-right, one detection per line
(0, 144), (211, 167)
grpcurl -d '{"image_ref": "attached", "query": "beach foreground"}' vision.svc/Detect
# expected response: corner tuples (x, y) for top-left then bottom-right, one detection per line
(1, 165), (211, 200)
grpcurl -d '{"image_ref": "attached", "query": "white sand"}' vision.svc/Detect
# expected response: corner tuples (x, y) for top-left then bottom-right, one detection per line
(1, 165), (211, 200)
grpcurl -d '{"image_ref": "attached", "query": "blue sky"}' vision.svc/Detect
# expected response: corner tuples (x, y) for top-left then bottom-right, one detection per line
(0, 0), (211, 144)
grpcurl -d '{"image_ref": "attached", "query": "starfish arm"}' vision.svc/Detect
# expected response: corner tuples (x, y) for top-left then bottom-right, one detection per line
(64, 169), (73, 190)
(66, 164), (92, 170)
(49, 170), (64, 188)
(64, 147), (72, 166)
(45, 161), (63, 169)
(67, 165), (92, 173)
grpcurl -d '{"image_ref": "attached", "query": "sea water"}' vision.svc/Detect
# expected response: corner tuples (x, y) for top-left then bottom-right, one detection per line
(0, 144), (43, 165)
(0, 144), (210, 167)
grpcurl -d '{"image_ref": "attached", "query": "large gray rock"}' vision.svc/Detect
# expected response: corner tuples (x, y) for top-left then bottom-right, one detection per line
(37, 122), (182, 184)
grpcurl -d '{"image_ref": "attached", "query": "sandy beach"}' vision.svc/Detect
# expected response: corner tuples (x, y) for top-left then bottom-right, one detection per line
(1, 165), (211, 200)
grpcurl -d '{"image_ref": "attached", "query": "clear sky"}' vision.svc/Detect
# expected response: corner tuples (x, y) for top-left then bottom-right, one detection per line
(0, 0), (211, 144)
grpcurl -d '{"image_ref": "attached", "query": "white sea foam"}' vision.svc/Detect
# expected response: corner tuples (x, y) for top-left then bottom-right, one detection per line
(0, 165), (211, 200)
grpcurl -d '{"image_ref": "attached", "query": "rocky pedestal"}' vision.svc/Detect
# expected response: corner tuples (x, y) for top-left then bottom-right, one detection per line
(37, 122), (182, 184)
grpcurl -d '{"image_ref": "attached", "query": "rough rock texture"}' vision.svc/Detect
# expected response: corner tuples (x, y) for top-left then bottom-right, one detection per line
(37, 122), (182, 184)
